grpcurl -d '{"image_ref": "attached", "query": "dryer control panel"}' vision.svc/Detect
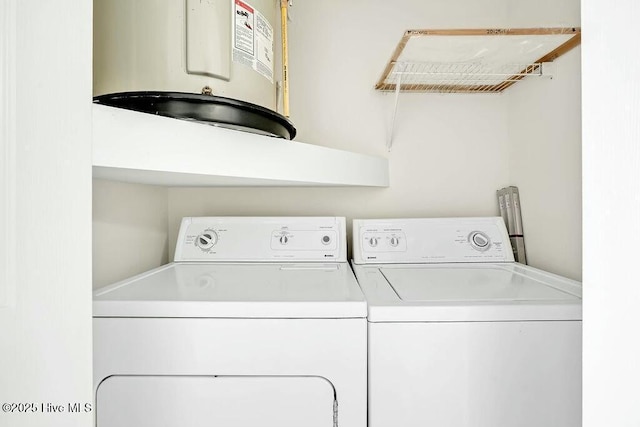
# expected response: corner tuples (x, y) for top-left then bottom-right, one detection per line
(352, 217), (514, 264)
(175, 217), (346, 262)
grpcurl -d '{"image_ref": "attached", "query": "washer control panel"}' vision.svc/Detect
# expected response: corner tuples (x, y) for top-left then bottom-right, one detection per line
(175, 217), (346, 262)
(352, 217), (514, 264)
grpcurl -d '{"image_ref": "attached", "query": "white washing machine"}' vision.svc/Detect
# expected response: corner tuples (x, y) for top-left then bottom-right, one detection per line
(93, 217), (367, 427)
(351, 217), (582, 427)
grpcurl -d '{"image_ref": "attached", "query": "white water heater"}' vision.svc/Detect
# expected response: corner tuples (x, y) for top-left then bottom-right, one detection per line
(94, 0), (278, 111)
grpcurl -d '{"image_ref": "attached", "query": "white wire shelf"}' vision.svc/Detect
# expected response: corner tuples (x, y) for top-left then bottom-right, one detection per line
(380, 61), (548, 93)
(378, 27), (581, 150)
(376, 27), (581, 94)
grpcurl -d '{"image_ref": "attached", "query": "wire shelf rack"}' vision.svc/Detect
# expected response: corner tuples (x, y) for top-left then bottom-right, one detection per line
(376, 27), (581, 94)
(380, 61), (546, 93)
(378, 28), (581, 150)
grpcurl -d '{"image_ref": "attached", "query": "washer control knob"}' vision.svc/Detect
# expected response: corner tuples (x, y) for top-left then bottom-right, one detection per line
(279, 235), (289, 245)
(196, 230), (218, 250)
(321, 235), (332, 245)
(368, 237), (379, 247)
(469, 231), (490, 251)
(390, 236), (400, 247)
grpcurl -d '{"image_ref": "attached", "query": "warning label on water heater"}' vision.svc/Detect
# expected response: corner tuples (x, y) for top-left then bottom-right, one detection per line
(233, 0), (274, 83)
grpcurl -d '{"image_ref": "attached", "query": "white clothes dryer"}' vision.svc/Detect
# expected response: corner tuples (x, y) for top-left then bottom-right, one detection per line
(351, 217), (581, 427)
(93, 217), (367, 427)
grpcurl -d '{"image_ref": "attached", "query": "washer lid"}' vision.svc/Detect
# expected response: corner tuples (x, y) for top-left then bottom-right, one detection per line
(352, 263), (582, 322)
(93, 263), (366, 319)
(382, 267), (576, 302)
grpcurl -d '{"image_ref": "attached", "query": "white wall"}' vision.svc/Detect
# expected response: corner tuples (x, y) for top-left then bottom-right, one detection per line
(284, 0), (511, 155)
(167, 92), (509, 258)
(0, 1), (93, 426)
(93, 179), (169, 288)
(582, 0), (640, 424)
(506, 48), (582, 280)
(505, 0), (582, 280)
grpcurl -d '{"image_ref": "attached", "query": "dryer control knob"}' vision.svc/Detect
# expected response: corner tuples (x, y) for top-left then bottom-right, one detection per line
(469, 231), (490, 251)
(280, 235), (289, 245)
(390, 236), (400, 247)
(196, 230), (218, 250)
(368, 237), (379, 247)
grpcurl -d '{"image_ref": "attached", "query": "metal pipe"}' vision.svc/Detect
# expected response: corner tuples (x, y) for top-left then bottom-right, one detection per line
(280, 0), (290, 117)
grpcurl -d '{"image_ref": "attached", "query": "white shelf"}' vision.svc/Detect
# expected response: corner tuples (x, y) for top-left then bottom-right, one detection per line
(92, 104), (389, 187)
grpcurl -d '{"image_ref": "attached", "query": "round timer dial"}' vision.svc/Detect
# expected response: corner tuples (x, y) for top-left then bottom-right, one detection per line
(195, 230), (219, 250)
(468, 231), (491, 251)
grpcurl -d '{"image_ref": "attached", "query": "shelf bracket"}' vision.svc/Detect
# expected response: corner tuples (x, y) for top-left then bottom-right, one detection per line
(387, 64), (403, 152)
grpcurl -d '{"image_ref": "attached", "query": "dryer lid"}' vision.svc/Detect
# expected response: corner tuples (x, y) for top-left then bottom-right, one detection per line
(352, 263), (582, 322)
(93, 263), (366, 319)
